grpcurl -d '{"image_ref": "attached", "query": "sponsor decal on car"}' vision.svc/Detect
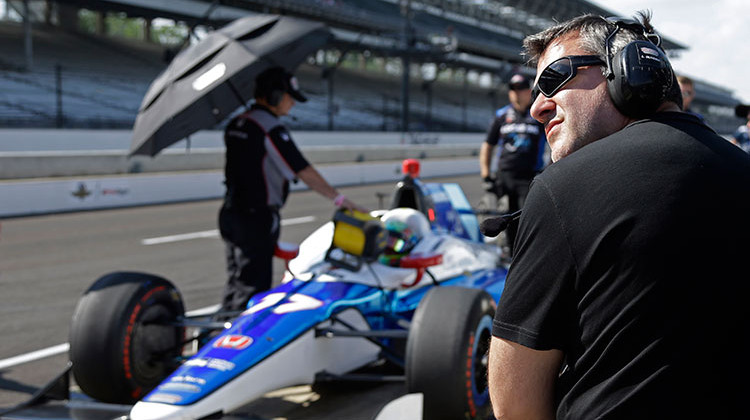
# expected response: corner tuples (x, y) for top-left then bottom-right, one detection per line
(158, 382), (201, 393)
(243, 292), (324, 315)
(183, 357), (236, 372)
(171, 375), (207, 385)
(213, 334), (253, 350)
(147, 393), (183, 404)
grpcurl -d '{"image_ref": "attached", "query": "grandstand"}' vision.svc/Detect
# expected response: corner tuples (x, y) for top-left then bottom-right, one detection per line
(0, 18), (499, 132)
(0, 20), (164, 128)
(0, 0), (744, 135)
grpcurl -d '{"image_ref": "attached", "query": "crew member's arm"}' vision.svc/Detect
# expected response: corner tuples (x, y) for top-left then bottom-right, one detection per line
(296, 165), (368, 212)
(479, 142), (494, 179)
(265, 125), (368, 213)
(481, 116), (502, 179)
(488, 337), (563, 420)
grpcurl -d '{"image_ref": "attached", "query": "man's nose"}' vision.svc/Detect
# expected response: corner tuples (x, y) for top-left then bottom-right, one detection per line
(530, 94), (554, 125)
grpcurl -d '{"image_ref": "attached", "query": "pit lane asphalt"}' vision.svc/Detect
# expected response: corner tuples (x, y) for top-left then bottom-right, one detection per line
(0, 174), (487, 419)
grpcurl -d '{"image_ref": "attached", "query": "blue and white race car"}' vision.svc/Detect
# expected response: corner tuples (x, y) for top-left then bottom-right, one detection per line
(67, 163), (508, 420)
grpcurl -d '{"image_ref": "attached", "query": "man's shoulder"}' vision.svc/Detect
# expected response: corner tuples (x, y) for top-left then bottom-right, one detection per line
(619, 112), (715, 143)
(245, 108), (283, 132)
(684, 108), (705, 121)
(535, 128), (644, 183)
(226, 113), (264, 137)
(545, 113), (747, 181)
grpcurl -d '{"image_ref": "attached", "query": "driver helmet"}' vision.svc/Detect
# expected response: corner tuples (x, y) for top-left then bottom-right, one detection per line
(378, 208), (430, 266)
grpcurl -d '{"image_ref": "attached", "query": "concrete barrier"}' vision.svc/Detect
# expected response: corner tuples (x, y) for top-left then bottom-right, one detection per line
(0, 145), (479, 179)
(0, 158), (479, 218)
(0, 129), (484, 218)
(0, 129), (481, 152)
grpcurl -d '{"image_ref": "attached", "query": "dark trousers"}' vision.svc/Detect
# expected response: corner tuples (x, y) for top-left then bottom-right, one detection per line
(494, 170), (534, 256)
(218, 204), (280, 312)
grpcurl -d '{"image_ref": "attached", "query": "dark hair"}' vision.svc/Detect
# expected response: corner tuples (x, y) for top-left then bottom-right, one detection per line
(253, 66), (289, 101)
(523, 12), (652, 65)
(523, 11), (682, 107)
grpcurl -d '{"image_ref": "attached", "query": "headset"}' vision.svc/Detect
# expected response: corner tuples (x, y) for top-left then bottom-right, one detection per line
(267, 87), (285, 107)
(255, 82), (285, 107)
(602, 17), (679, 118)
(254, 68), (289, 107)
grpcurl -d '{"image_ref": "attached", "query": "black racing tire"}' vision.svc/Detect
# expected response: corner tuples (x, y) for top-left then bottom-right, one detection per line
(69, 271), (185, 404)
(406, 286), (495, 420)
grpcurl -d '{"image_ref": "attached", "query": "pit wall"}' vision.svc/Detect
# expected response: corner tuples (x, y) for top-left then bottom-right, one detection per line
(0, 129), (483, 217)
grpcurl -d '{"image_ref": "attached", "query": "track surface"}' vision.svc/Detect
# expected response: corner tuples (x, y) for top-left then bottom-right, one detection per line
(0, 174), (490, 419)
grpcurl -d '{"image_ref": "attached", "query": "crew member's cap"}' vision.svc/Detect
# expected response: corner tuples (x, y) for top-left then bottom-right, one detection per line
(735, 103), (750, 119)
(254, 66), (307, 103)
(508, 73), (532, 90)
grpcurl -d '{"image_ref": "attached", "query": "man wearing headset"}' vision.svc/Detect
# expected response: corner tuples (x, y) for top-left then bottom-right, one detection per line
(218, 66), (365, 314)
(487, 12), (750, 419)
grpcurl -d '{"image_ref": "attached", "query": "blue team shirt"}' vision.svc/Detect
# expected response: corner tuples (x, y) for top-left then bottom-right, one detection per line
(485, 105), (547, 173)
(733, 124), (750, 154)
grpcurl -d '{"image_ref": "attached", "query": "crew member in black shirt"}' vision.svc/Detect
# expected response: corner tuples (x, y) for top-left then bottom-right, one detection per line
(487, 12), (750, 419)
(218, 66), (365, 313)
(479, 73), (546, 256)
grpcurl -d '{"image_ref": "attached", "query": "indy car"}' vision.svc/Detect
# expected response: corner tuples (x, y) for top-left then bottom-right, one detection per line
(37, 160), (508, 420)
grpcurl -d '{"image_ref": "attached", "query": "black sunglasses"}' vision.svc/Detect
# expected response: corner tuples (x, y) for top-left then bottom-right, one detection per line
(532, 55), (605, 100)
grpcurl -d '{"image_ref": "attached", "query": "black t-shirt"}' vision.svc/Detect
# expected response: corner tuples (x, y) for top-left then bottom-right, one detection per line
(485, 104), (546, 174)
(493, 112), (750, 418)
(223, 105), (309, 211)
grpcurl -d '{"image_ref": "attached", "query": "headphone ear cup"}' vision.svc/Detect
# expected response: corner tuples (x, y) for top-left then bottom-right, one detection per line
(606, 41), (674, 119)
(606, 48), (628, 115)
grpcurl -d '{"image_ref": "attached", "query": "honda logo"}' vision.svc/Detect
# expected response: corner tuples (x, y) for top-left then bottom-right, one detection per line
(213, 335), (253, 350)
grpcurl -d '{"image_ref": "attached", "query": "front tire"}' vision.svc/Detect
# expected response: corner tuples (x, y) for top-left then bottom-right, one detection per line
(406, 286), (495, 420)
(69, 271), (185, 404)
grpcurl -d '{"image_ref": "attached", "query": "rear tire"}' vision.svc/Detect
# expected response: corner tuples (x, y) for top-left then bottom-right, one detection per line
(69, 271), (185, 404)
(406, 286), (495, 420)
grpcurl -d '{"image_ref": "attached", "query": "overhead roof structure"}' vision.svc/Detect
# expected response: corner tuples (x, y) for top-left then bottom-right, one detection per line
(51, 0), (686, 74)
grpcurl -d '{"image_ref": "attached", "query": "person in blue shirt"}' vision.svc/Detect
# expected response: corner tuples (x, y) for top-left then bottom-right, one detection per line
(731, 103), (750, 153)
(479, 73), (547, 256)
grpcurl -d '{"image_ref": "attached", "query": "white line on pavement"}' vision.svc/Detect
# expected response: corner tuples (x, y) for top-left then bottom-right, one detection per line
(0, 305), (222, 370)
(141, 215), (317, 245)
(0, 343), (70, 370)
(280, 215), (317, 226)
(142, 229), (218, 245)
